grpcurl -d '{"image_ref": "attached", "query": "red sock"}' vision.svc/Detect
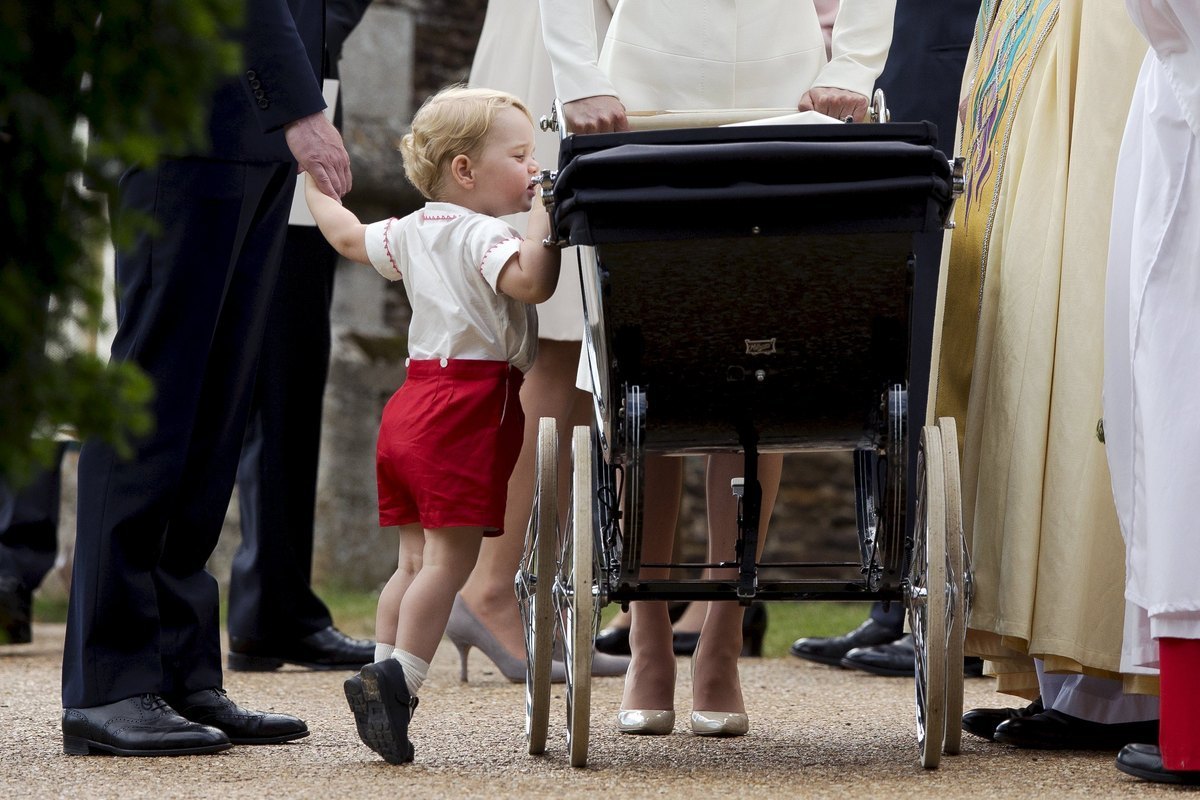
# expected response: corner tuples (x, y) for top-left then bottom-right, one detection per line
(1159, 637), (1200, 771)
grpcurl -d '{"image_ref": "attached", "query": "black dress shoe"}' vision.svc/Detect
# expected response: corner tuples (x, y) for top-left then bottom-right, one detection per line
(62, 694), (232, 756)
(1117, 743), (1200, 784)
(344, 660), (417, 764)
(790, 619), (900, 667)
(962, 696), (1044, 741)
(595, 626), (631, 656)
(672, 604), (767, 656)
(994, 709), (1159, 750)
(841, 632), (915, 676)
(227, 626), (374, 671)
(673, 630), (700, 655)
(0, 574), (32, 645)
(168, 688), (308, 745)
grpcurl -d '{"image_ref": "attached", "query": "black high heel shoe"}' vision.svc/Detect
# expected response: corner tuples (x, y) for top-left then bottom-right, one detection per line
(672, 604), (768, 657)
(741, 604), (767, 657)
(595, 626), (631, 656)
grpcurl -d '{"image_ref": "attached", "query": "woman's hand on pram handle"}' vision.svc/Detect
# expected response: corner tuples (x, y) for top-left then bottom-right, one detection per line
(798, 87), (869, 123)
(564, 95), (630, 134)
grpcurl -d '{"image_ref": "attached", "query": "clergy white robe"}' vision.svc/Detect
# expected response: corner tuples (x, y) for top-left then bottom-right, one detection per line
(1104, 0), (1200, 673)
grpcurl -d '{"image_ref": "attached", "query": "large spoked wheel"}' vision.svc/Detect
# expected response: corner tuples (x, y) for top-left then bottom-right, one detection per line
(938, 416), (966, 756)
(558, 425), (596, 768)
(907, 425), (948, 769)
(517, 418), (558, 755)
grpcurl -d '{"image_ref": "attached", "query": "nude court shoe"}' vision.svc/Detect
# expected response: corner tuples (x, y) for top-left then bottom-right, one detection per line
(616, 708), (676, 735)
(690, 710), (749, 737)
(690, 641), (749, 737)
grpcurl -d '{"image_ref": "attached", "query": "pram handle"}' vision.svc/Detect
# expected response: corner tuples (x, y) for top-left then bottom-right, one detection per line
(539, 90), (891, 135)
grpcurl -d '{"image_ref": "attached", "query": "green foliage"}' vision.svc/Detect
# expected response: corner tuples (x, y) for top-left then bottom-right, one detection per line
(0, 0), (242, 484)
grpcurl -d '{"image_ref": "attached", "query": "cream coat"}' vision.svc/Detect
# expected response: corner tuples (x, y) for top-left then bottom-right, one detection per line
(468, 0), (616, 341)
(540, 0), (893, 110)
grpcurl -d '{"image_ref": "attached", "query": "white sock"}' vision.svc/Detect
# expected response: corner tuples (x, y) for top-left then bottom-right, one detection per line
(391, 649), (429, 696)
(374, 643), (395, 663)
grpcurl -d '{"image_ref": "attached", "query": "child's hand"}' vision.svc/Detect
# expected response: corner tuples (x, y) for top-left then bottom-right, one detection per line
(305, 172), (343, 205)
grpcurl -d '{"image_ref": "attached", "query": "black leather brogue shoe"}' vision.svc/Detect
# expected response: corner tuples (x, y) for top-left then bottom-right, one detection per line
(227, 626), (374, 671)
(790, 619), (900, 667)
(62, 694), (231, 756)
(841, 633), (916, 676)
(962, 697), (1044, 741)
(169, 688), (308, 744)
(994, 709), (1158, 750)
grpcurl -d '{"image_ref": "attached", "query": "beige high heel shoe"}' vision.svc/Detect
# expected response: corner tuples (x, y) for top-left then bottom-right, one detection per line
(690, 640), (749, 737)
(616, 709), (676, 735)
(616, 641), (676, 735)
(690, 710), (749, 737)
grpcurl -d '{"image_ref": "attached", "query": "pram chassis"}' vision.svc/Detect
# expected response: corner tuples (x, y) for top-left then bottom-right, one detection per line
(516, 97), (969, 769)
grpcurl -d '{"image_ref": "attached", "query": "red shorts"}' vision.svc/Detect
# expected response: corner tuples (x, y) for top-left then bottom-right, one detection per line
(376, 359), (524, 535)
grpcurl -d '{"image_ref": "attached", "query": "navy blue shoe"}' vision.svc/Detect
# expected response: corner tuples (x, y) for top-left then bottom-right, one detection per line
(345, 661), (417, 764)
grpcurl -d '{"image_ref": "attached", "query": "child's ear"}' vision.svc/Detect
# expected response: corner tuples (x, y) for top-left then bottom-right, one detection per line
(450, 154), (474, 189)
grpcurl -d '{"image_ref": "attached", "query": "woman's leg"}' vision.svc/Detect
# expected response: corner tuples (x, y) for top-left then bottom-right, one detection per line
(457, 339), (591, 659)
(692, 452), (782, 714)
(620, 454), (684, 711)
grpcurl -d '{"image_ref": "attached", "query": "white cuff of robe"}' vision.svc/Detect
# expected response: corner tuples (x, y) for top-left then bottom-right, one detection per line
(1036, 660), (1158, 725)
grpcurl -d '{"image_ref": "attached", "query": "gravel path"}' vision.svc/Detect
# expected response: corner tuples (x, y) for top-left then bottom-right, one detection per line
(0, 624), (1176, 799)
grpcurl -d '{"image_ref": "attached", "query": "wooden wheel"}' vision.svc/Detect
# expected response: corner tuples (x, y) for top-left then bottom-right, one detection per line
(938, 416), (966, 756)
(517, 418), (557, 755)
(907, 425), (948, 768)
(560, 425), (596, 768)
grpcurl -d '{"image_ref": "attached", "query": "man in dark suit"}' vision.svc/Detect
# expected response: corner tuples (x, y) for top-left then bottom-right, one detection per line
(0, 444), (66, 645)
(61, 0), (352, 756)
(790, 0), (980, 675)
(226, 0), (374, 674)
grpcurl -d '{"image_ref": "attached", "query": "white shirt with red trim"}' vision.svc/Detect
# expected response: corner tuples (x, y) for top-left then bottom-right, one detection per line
(364, 202), (538, 373)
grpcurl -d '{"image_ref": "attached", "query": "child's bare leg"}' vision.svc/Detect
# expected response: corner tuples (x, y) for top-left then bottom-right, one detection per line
(374, 524), (423, 655)
(395, 527), (486, 666)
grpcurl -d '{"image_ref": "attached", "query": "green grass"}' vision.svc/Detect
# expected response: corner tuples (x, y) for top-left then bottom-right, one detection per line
(35, 588), (874, 660)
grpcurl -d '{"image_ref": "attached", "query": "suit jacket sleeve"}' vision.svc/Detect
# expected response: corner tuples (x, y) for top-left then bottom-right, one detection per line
(539, 0), (619, 103)
(240, 0), (329, 133)
(813, 0), (897, 98)
(326, 0), (372, 73)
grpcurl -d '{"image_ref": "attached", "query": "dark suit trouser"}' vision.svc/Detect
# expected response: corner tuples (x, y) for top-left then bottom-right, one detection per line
(0, 443), (67, 590)
(62, 158), (294, 708)
(229, 225), (338, 643)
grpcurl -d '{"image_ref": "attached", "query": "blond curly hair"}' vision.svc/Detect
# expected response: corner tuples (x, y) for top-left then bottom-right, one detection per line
(399, 85), (533, 200)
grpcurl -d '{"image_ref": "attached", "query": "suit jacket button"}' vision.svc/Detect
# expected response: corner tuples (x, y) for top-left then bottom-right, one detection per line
(250, 78), (262, 89)
(246, 69), (257, 80)
(254, 89), (265, 99)
(258, 99), (269, 109)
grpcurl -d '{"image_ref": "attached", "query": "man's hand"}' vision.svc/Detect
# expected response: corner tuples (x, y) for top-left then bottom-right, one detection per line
(563, 95), (629, 134)
(285, 112), (352, 199)
(798, 87), (870, 122)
